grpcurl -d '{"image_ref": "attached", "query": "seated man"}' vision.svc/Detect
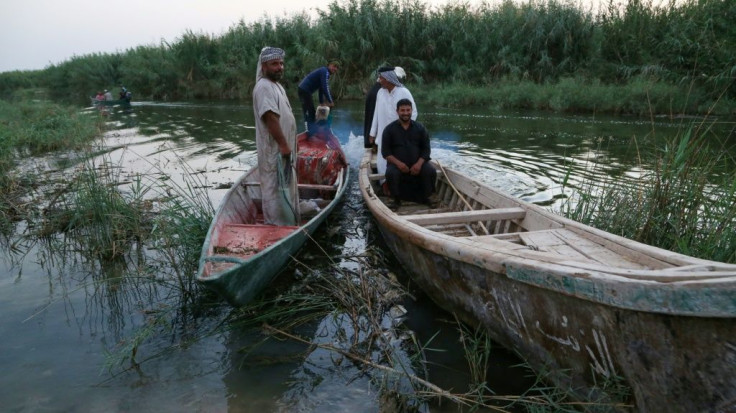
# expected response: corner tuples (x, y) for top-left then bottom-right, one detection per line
(381, 98), (437, 210)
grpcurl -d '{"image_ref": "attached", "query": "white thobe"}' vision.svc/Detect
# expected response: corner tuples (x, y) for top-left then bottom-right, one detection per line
(253, 77), (298, 225)
(369, 86), (417, 176)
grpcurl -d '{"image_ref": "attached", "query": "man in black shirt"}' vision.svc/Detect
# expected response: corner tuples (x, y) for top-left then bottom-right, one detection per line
(381, 98), (437, 210)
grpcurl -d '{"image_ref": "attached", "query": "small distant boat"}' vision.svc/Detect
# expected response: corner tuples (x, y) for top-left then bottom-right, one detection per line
(196, 130), (349, 306)
(358, 147), (736, 412)
(91, 98), (131, 107)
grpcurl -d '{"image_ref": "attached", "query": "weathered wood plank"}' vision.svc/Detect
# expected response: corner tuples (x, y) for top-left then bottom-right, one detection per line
(244, 181), (336, 192)
(436, 170), (563, 230)
(403, 207), (526, 226)
(563, 225), (675, 269)
(551, 229), (650, 269)
(298, 183), (337, 191)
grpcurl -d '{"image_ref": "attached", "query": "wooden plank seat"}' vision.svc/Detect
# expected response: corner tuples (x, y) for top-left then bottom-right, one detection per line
(298, 183), (338, 192)
(403, 207), (526, 226)
(243, 181), (337, 192)
(470, 228), (649, 269)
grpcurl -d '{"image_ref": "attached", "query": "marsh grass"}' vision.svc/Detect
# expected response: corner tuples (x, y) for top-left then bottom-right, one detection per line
(415, 76), (736, 115)
(0, 98), (104, 154)
(37, 147), (215, 295)
(39, 158), (151, 260)
(45, 151), (218, 373)
(502, 360), (632, 413)
(0, 97), (105, 231)
(562, 122), (736, 263)
(454, 317), (494, 405)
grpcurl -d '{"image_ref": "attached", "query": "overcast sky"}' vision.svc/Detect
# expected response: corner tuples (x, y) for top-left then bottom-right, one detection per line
(0, 0), (607, 73)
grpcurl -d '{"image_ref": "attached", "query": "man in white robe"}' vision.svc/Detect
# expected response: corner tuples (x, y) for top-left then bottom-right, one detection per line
(253, 46), (299, 225)
(368, 69), (417, 178)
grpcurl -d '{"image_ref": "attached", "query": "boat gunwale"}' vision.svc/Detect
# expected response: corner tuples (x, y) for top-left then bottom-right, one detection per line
(358, 148), (736, 317)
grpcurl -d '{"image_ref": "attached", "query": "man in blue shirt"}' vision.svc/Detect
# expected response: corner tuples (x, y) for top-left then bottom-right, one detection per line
(297, 60), (339, 134)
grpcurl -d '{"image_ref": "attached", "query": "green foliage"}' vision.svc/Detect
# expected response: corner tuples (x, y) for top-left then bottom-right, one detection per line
(597, 0), (736, 97)
(1, 0), (734, 112)
(0, 99), (103, 154)
(417, 76), (736, 114)
(119, 44), (179, 100)
(0, 98), (105, 230)
(563, 124), (736, 263)
(0, 70), (43, 99)
(145, 156), (215, 297)
(42, 158), (151, 260)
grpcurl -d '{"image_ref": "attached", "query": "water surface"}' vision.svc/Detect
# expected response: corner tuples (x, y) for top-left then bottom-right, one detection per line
(1, 100), (733, 412)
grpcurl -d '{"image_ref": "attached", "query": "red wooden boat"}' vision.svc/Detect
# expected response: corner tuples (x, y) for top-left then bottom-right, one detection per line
(196, 129), (348, 305)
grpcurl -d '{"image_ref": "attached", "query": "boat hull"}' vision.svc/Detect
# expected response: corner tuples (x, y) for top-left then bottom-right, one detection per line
(197, 130), (348, 306)
(377, 224), (735, 411)
(199, 196), (342, 305)
(358, 148), (736, 412)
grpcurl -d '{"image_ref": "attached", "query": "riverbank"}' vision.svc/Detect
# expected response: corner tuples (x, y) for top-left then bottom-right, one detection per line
(408, 77), (736, 116)
(0, 94), (105, 231)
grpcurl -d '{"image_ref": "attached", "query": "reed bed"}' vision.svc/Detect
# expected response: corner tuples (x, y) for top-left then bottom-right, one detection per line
(1, 0), (734, 114)
(0, 97), (105, 232)
(562, 122), (736, 263)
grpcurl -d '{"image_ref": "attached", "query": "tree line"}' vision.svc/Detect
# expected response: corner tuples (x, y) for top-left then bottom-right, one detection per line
(1, 0), (734, 107)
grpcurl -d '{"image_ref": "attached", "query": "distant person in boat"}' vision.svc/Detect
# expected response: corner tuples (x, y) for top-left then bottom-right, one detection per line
(363, 66), (404, 148)
(297, 60), (339, 135)
(382, 98), (436, 210)
(119, 86), (132, 102)
(103, 89), (113, 101)
(95, 91), (104, 101)
(253, 46), (299, 226)
(368, 67), (417, 187)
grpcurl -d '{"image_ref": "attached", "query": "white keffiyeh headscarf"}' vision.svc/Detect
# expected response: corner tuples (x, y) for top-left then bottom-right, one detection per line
(255, 46), (285, 81)
(379, 69), (403, 87)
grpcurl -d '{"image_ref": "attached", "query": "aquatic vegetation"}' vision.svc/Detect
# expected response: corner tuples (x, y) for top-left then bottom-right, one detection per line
(562, 122), (736, 263)
(0, 97), (105, 231)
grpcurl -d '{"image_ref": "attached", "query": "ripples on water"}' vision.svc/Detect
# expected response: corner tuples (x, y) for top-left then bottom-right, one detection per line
(1, 100), (733, 412)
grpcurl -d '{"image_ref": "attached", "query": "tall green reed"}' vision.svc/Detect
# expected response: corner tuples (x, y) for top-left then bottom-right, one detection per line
(3, 0), (732, 112)
(563, 123), (736, 263)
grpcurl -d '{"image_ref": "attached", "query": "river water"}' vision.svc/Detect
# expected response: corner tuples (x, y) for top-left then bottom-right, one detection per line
(1, 100), (734, 412)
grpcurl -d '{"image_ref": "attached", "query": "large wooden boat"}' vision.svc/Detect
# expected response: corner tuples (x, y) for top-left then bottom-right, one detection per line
(358, 148), (736, 412)
(196, 131), (348, 306)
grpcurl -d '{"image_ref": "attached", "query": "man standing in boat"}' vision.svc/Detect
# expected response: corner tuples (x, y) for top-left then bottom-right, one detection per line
(363, 66), (405, 148)
(253, 46), (299, 226)
(297, 60), (339, 135)
(382, 98), (436, 210)
(368, 68), (417, 193)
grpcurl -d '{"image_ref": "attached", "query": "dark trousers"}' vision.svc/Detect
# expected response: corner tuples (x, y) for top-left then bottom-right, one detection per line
(297, 88), (315, 133)
(385, 162), (437, 202)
